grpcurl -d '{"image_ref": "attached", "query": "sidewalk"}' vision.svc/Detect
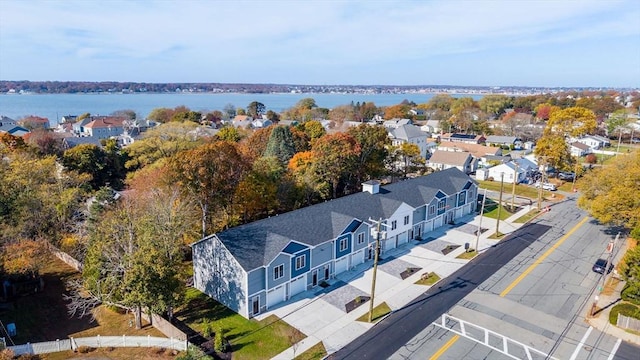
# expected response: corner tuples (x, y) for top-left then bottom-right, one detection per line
(268, 205), (537, 359)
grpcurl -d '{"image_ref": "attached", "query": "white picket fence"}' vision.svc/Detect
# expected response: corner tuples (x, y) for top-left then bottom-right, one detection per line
(8, 335), (188, 356)
(617, 313), (640, 332)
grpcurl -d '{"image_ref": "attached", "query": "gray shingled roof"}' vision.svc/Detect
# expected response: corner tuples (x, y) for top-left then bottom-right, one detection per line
(209, 167), (474, 271)
(390, 124), (427, 141)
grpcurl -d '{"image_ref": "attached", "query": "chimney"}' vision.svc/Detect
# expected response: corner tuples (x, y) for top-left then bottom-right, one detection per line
(362, 180), (380, 194)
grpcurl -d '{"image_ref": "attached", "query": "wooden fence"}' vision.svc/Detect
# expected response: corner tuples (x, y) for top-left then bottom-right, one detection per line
(7, 335), (188, 356)
(617, 313), (640, 332)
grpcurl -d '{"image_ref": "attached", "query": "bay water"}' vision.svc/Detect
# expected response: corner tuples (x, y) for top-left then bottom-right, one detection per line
(0, 92), (482, 125)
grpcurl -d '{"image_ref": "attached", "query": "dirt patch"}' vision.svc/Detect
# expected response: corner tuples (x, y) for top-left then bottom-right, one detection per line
(441, 245), (460, 255)
(345, 296), (370, 313)
(400, 267), (422, 280)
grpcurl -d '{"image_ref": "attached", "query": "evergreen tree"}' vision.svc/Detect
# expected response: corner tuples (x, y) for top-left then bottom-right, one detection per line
(264, 126), (296, 164)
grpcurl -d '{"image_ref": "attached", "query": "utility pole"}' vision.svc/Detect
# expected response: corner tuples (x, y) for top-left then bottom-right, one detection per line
(572, 158), (579, 192)
(537, 157), (545, 211)
(368, 218), (386, 322)
(496, 172), (504, 236)
(511, 162), (519, 212)
(592, 232), (620, 316)
(474, 189), (488, 253)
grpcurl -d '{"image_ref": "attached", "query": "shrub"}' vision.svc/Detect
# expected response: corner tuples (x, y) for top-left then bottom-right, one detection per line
(585, 154), (597, 164)
(0, 349), (14, 360)
(201, 318), (214, 338)
(609, 303), (640, 325)
(214, 326), (226, 353)
(77, 346), (95, 354)
(621, 284), (640, 306)
(176, 346), (213, 360)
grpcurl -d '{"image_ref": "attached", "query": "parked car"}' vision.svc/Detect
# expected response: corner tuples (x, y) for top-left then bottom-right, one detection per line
(558, 172), (575, 181)
(534, 182), (557, 191)
(592, 258), (613, 274)
(631, 138), (640, 144)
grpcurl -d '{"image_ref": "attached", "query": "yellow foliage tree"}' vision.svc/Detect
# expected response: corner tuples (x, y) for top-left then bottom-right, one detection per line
(545, 106), (597, 137)
(578, 151), (640, 233)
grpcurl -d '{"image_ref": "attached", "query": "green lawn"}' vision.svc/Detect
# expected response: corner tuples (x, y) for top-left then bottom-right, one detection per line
(356, 302), (392, 323)
(482, 200), (515, 220)
(414, 272), (440, 286)
(295, 342), (327, 360)
(176, 288), (305, 360)
(456, 249), (477, 259)
(514, 209), (541, 223)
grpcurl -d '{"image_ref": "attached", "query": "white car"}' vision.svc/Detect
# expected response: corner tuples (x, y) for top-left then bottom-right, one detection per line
(535, 182), (557, 191)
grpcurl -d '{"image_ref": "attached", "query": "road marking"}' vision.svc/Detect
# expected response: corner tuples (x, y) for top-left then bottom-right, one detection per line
(569, 326), (593, 360)
(607, 338), (622, 360)
(429, 334), (459, 360)
(500, 216), (589, 297)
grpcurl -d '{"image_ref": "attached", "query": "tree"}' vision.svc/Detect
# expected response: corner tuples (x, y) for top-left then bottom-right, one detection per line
(223, 103), (236, 119)
(240, 126), (274, 161)
(605, 110), (631, 138)
(62, 144), (106, 190)
(263, 126), (296, 164)
(533, 135), (573, 171)
(123, 121), (201, 171)
(68, 192), (186, 328)
(25, 128), (64, 156)
(383, 104), (409, 120)
(311, 133), (361, 198)
(578, 150), (640, 233)
(347, 124), (390, 185)
(619, 244), (640, 305)
(478, 95), (512, 118)
(216, 126), (241, 142)
(288, 151), (329, 205)
(265, 110), (280, 122)
(534, 103), (560, 121)
(545, 106), (597, 137)
(392, 143), (425, 178)
(233, 157), (282, 222)
(236, 108), (246, 116)
(301, 120), (326, 140)
(425, 94), (454, 111)
(170, 141), (249, 236)
(147, 107), (174, 123)
(1, 239), (47, 277)
(247, 101), (266, 119)
(111, 109), (137, 120)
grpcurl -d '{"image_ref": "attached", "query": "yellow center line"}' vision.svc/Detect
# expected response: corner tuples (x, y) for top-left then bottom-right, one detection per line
(500, 216), (589, 297)
(429, 334), (460, 360)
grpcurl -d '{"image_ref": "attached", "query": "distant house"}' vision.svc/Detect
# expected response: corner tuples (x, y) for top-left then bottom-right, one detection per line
(17, 116), (50, 129)
(408, 109), (425, 117)
(570, 142), (591, 157)
(575, 135), (610, 150)
(388, 124), (429, 158)
(383, 118), (412, 129)
(232, 115), (253, 128)
(251, 118), (273, 129)
(486, 162), (527, 184)
(427, 150), (474, 174)
(421, 120), (441, 134)
(82, 116), (126, 139)
(191, 168), (478, 318)
(439, 133), (486, 144)
(0, 116), (29, 136)
(485, 135), (522, 149)
(437, 141), (502, 169)
(62, 136), (103, 149)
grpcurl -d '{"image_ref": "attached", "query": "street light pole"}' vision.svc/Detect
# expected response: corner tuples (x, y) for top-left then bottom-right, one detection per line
(496, 172), (504, 236)
(368, 218), (385, 322)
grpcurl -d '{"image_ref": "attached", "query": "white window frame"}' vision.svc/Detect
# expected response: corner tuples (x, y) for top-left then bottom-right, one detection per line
(295, 255), (306, 270)
(391, 220), (397, 230)
(404, 215), (410, 225)
(357, 232), (365, 244)
(274, 264), (284, 280)
(339, 238), (348, 252)
(429, 205), (436, 215)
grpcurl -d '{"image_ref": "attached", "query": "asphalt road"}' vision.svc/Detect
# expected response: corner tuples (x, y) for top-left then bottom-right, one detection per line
(329, 194), (640, 360)
(328, 221), (552, 359)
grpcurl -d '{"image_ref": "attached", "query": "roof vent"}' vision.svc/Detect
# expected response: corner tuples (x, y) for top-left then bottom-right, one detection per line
(362, 180), (380, 194)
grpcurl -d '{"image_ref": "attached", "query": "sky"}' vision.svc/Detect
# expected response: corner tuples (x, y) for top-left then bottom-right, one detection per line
(0, 0), (639, 88)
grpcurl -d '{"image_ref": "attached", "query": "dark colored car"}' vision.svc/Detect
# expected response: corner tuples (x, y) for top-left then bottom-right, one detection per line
(558, 172), (576, 181)
(592, 258), (613, 274)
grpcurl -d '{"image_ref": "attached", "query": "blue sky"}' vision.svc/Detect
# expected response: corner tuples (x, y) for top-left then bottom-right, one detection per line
(0, 0), (639, 87)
